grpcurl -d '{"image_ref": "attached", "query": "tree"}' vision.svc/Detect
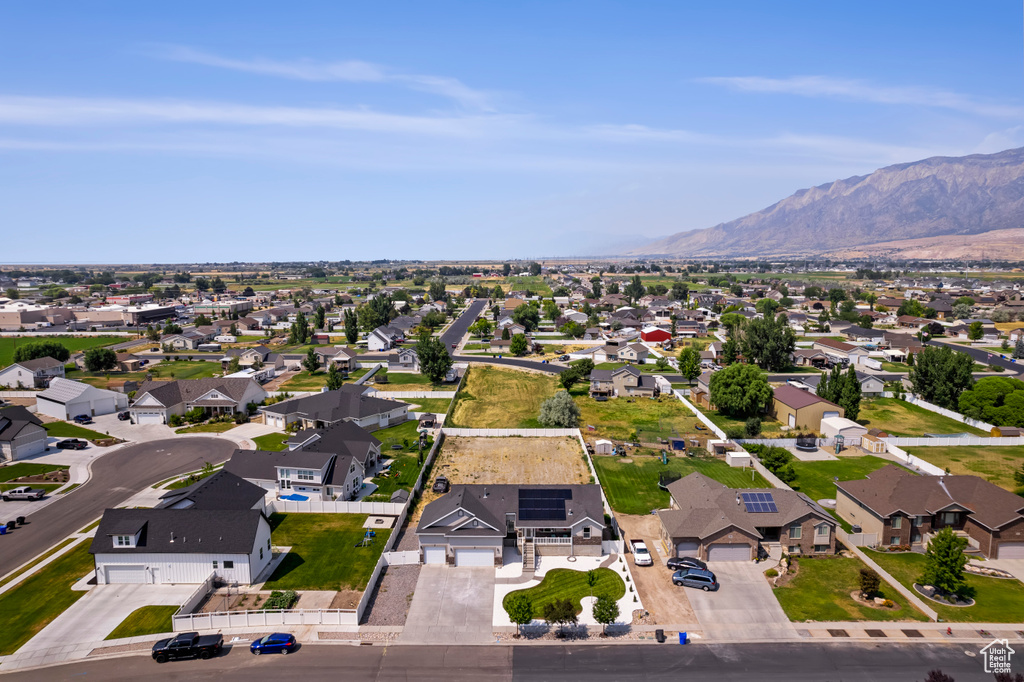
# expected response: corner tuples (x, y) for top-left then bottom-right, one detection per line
(359, 294), (395, 331)
(606, 281), (619, 295)
(709, 364), (772, 417)
(469, 318), (493, 339)
(922, 672), (955, 682)
(967, 321), (984, 341)
(591, 595), (619, 636)
(755, 298), (779, 317)
(415, 331), (454, 384)
(839, 366), (862, 421)
(428, 279), (447, 301)
(817, 365), (841, 403)
(194, 277), (210, 292)
(864, 292), (878, 310)
(624, 275), (646, 304)
(512, 305), (541, 332)
(146, 325), (160, 342)
(559, 365), (582, 391)
(542, 598), (577, 637)
(538, 390), (580, 427)
(302, 347), (320, 373)
(909, 346), (974, 409)
(919, 527), (968, 597)
(163, 322), (182, 335)
(678, 346), (701, 385)
(859, 567), (881, 599)
(492, 285), (504, 299)
(211, 276), (226, 294)
(574, 358), (595, 377)
(828, 288), (847, 307)
(227, 356), (241, 373)
(670, 281), (689, 302)
(502, 327), (511, 340)
(740, 314), (796, 371)
(344, 309), (359, 344)
(314, 305), (326, 330)
(510, 333), (529, 356)
(951, 303), (973, 320)
(722, 338), (738, 365)
(957, 376), (1024, 427)
(504, 593), (534, 637)
(1016, 336), (1024, 360)
(528, 262), (542, 276)
(502, 263), (512, 276)
(195, 313), (211, 326)
(745, 417), (762, 437)
(13, 340), (70, 363)
(83, 348), (117, 371)
(560, 321), (585, 338)
(325, 362), (344, 390)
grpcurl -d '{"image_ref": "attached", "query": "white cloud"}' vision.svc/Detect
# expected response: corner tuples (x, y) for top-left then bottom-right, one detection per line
(150, 45), (497, 111)
(698, 75), (1024, 119)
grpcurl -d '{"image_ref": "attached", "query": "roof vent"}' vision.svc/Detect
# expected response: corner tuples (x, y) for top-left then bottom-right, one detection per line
(736, 493), (741, 505)
(169, 532), (174, 543)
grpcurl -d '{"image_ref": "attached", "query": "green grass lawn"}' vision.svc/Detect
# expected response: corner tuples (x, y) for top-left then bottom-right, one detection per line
(66, 360), (221, 390)
(904, 445), (1024, 491)
(0, 542), (95, 655)
(174, 422), (238, 434)
(789, 456), (903, 531)
(44, 421), (110, 440)
(104, 605), (178, 640)
(0, 538), (78, 591)
(857, 398), (987, 437)
(0, 482), (62, 492)
(502, 568), (625, 615)
(879, 361), (910, 373)
(593, 454), (769, 515)
(0, 462), (68, 482)
(773, 556), (928, 622)
(865, 549), (1024, 622)
(373, 419), (429, 449)
(165, 466), (220, 490)
(371, 435), (432, 499)
(0, 336), (122, 367)
(252, 432), (290, 451)
(574, 391), (703, 442)
(263, 513), (388, 591)
(395, 398), (452, 414)
(700, 407), (785, 437)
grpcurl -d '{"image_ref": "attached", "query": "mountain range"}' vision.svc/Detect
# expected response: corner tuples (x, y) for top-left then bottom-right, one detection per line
(630, 147), (1024, 259)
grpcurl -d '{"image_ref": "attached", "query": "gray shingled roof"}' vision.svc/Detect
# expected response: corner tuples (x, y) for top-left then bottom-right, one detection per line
(260, 385), (406, 422)
(155, 470), (266, 511)
(133, 377), (257, 408)
(12, 356), (65, 372)
(89, 508), (265, 555)
(224, 449), (335, 482)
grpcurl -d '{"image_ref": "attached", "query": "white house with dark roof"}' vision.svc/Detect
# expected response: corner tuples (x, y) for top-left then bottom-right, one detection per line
(259, 384), (408, 431)
(225, 447), (364, 500)
(36, 378), (128, 420)
(130, 377), (266, 425)
(0, 405), (48, 461)
(0, 356), (65, 389)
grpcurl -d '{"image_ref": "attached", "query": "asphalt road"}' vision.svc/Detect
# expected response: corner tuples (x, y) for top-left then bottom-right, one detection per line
(441, 298), (489, 355)
(8, 642), (992, 681)
(0, 437), (237, 578)
(928, 337), (1023, 375)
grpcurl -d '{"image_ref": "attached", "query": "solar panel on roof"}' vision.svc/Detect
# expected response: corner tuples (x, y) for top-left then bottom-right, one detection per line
(741, 492), (778, 513)
(518, 489), (571, 521)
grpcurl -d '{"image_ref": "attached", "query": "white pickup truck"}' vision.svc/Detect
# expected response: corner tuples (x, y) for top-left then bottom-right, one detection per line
(630, 539), (653, 566)
(1, 486), (46, 501)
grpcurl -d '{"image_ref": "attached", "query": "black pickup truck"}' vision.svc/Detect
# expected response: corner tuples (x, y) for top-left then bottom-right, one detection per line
(152, 632), (223, 663)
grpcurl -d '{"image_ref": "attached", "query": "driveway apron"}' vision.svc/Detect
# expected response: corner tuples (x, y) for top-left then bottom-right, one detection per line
(399, 565), (496, 644)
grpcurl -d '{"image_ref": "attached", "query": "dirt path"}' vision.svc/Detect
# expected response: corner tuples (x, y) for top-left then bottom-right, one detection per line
(616, 513), (697, 626)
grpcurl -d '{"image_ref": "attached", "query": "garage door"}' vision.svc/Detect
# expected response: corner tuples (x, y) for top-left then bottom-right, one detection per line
(454, 548), (493, 567)
(135, 412), (163, 425)
(423, 547), (446, 565)
(676, 541), (700, 558)
(998, 542), (1024, 560)
(823, 411), (840, 419)
(707, 544), (751, 562)
(105, 565), (148, 583)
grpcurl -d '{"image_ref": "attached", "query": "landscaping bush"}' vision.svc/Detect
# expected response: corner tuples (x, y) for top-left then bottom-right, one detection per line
(744, 417), (762, 437)
(183, 407), (206, 424)
(262, 590), (297, 610)
(859, 567), (881, 598)
(764, 568), (778, 578)
(168, 414), (184, 427)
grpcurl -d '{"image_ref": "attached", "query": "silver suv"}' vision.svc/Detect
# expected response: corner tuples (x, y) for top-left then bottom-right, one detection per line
(672, 567), (719, 591)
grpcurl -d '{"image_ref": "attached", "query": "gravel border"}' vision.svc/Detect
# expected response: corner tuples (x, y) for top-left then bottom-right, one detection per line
(360, 564), (421, 626)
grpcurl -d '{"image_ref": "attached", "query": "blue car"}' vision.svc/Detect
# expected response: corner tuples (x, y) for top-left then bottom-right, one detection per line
(250, 633), (297, 655)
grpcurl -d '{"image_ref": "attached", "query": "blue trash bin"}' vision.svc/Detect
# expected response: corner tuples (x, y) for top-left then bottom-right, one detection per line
(679, 631), (688, 645)
(0, 526), (6, 536)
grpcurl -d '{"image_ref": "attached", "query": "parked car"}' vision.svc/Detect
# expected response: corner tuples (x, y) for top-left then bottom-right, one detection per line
(559, 355), (570, 361)
(667, 556), (707, 572)
(72, 414), (93, 424)
(451, 342), (458, 349)
(56, 439), (88, 450)
(150, 347), (160, 352)
(432, 476), (450, 493)
(630, 539), (653, 566)
(2, 486), (46, 501)
(152, 632), (224, 663)
(117, 411), (130, 421)
(250, 633), (297, 656)
(672, 567), (719, 591)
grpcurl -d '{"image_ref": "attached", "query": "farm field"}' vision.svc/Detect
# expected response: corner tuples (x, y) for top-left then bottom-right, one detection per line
(0, 336), (123, 367)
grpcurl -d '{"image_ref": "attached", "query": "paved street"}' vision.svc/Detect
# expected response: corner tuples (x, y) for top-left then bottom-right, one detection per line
(401, 566), (496, 644)
(3, 642), (993, 681)
(0, 437), (238, 578)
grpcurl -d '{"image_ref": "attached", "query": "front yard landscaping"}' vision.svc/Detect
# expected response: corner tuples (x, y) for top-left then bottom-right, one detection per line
(252, 432), (290, 451)
(903, 445), (1024, 491)
(0, 462), (68, 482)
(104, 605), (178, 640)
(0, 542), (94, 655)
(773, 556), (928, 622)
(43, 421), (110, 440)
(865, 549), (1024, 622)
(574, 391), (703, 442)
(502, 568), (625, 615)
(449, 366), (558, 428)
(593, 453), (769, 515)
(856, 398), (987, 437)
(263, 513), (389, 592)
(174, 421), (238, 434)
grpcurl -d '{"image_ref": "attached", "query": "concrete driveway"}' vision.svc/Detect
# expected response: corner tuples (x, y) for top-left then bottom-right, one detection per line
(687, 562), (797, 642)
(982, 558), (1024, 583)
(90, 412), (174, 442)
(400, 565), (495, 644)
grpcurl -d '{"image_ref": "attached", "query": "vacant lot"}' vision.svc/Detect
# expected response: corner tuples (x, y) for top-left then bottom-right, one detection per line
(66, 360), (221, 390)
(0, 336), (121, 367)
(905, 445), (1024, 491)
(575, 391), (703, 442)
(857, 398), (987, 437)
(433, 436), (590, 486)
(449, 366), (558, 428)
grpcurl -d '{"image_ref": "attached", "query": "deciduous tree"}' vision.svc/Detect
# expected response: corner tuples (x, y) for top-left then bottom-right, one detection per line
(709, 364), (772, 417)
(504, 593), (534, 637)
(919, 527), (968, 597)
(510, 333), (529, 356)
(538, 390), (580, 427)
(678, 346), (701, 385)
(83, 348), (117, 372)
(591, 595), (619, 635)
(13, 340), (70, 363)
(909, 346), (974, 409)
(415, 331), (454, 384)
(302, 347), (320, 373)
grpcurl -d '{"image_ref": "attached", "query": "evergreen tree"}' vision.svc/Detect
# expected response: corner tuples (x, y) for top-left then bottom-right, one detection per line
(325, 362), (344, 390)
(344, 309), (358, 344)
(1015, 336), (1024, 360)
(839, 366), (862, 421)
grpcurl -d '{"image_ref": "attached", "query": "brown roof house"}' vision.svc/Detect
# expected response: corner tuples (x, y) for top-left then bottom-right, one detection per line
(588, 365), (659, 399)
(657, 473), (836, 561)
(770, 384), (844, 432)
(836, 465), (1024, 559)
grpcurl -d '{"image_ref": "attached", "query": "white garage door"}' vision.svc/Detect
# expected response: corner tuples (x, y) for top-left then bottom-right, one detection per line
(823, 411), (840, 419)
(92, 397), (115, 415)
(135, 412), (163, 425)
(707, 544), (751, 562)
(998, 542), (1024, 560)
(105, 565), (148, 583)
(423, 547), (446, 565)
(676, 541), (700, 558)
(16, 437), (47, 458)
(454, 548), (493, 567)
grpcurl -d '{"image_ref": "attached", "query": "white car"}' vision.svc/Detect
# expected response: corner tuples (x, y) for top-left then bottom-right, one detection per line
(631, 539), (653, 566)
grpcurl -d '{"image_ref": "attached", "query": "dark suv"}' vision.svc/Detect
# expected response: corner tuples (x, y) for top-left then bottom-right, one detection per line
(667, 556), (707, 572)
(672, 567), (719, 591)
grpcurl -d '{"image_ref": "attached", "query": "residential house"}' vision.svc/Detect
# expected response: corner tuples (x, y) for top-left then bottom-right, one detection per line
(926, 300), (953, 319)
(770, 384), (844, 432)
(130, 378), (267, 425)
(791, 348), (828, 368)
(0, 356), (65, 389)
(836, 465), (1024, 559)
(318, 346), (361, 372)
(37, 378), (129, 421)
(285, 420), (383, 475)
(812, 338), (870, 366)
(657, 473), (836, 561)
(588, 365), (659, 399)
(160, 329), (213, 350)
(583, 327), (602, 341)
(367, 326), (403, 352)
(417, 484), (606, 568)
(0, 405), (48, 462)
(259, 384), (408, 431)
(225, 446), (364, 501)
(842, 325), (885, 344)
(155, 470), (267, 513)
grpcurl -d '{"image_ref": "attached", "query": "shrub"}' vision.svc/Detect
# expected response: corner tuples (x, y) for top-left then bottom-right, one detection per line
(168, 414), (184, 427)
(859, 567), (881, 598)
(744, 417), (762, 437)
(262, 590), (297, 610)
(764, 568), (779, 578)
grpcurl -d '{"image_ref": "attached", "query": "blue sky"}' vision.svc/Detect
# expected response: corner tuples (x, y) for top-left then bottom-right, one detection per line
(1, 1), (1022, 263)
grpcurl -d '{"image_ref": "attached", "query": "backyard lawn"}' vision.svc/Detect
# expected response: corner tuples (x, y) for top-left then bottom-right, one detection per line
(0, 336), (122, 367)
(105, 605), (178, 640)
(0, 542), (95, 655)
(856, 398), (987, 437)
(789, 456), (898, 504)
(373, 372), (447, 392)
(904, 445), (1024, 491)
(395, 398), (452, 415)
(773, 556), (928, 622)
(44, 421), (110, 440)
(263, 513), (389, 592)
(449, 366), (558, 428)
(373, 419), (430, 449)
(593, 454), (769, 515)
(575, 392), (703, 442)
(865, 549), (1024, 622)
(701, 408), (785, 437)
(502, 568), (625, 615)
(66, 360), (221, 390)
(252, 432), (290, 451)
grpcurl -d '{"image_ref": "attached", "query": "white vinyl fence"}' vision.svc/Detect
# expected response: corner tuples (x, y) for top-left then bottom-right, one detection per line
(268, 499), (405, 515)
(884, 443), (946, 476)
(671, 391), (728, 439)
(383, 551), (422, 566)
(738, 437), (862, 448)
(174, 608), (358, 631)
(0, 391), (38, 398)
(441, 427), (581, 437)
(880, 392), (996, 431)
(369, 391), (457, 399)
(884, 436), (1024, 447)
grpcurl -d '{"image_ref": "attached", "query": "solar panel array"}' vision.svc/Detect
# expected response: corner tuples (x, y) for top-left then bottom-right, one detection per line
(741, 492), (778, 513)
(518, 489), (572, 521)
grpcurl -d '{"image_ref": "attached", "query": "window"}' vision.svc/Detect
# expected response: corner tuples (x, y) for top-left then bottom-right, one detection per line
(259, 548), (264, 560)
(788, 545), (800, 554)
(814, 545), (829, 553)
(788, 525), (802, 540)
(942, 512), (958, 525)
(296, 469), (315, 481)
(212, 561), (219, 569)
(890, 536), (901, 546)
(582, 526), (591, 539)
(267, 538), (271, 550)
(223, 560), (234, 569)
(114, 535), (132, 547)
(815, 525), (830, 538)
(891, 516), (903, 529)
(913, 516), (925, 527)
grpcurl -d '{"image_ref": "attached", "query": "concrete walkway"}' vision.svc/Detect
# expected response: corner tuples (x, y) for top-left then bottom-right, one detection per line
(838, 529), (938, 621)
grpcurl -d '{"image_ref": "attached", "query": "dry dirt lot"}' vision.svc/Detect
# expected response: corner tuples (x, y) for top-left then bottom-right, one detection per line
(616, 513), (697, 626)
